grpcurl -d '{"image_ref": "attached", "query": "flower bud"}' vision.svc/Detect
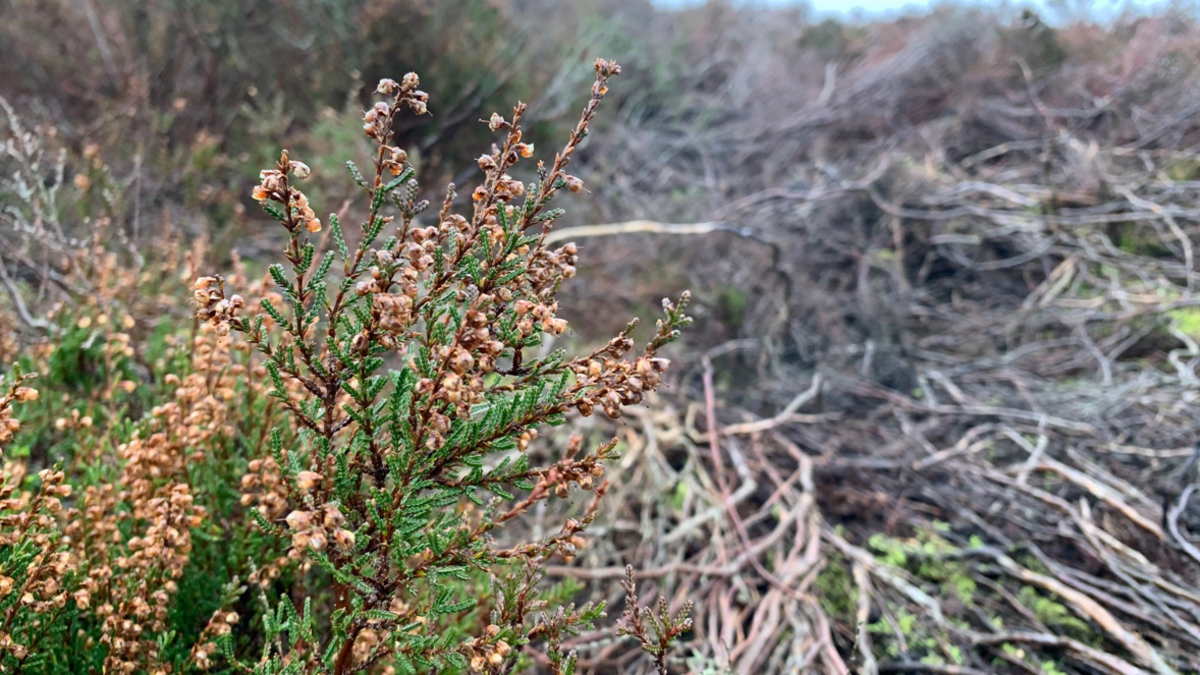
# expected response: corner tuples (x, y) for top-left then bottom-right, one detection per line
(296, 471), (323, 492)
(307, 532), (327, 552)
(334, 529), (356, 550)
(323, 505), (345, 529)
(285, 510), (313, 531)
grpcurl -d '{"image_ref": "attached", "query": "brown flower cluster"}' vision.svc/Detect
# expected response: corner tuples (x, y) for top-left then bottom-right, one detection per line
(92, 417), (214, 671)
(283, 503), (355, 559)
(365, 72), (428, 144)
(484, 435), (614, 542)
(0, 372), (37, 445)
(250, 152), (322, 233)
(240, 456), (289, 524)
(57, 323), (234, 673)
(237, 456), (294, 588)
(570, 347), (671, 419)
(193, 275), (244, 330)
(0, 468), (77, 662)
(190, 608), (240, 670)
(464, 624), (513, 674)
(99, 483), (201, 673)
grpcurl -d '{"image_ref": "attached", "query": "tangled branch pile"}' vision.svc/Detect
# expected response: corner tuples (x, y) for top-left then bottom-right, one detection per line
(535, 8), (1200, 675)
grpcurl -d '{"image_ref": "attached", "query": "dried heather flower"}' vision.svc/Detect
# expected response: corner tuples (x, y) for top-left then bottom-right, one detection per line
(334, 528), (356, 550)
(289, 160), (311, 179)
(286, 510), (313, 531)
(296, 471), (323, 492)
(0, 369), (36, 444)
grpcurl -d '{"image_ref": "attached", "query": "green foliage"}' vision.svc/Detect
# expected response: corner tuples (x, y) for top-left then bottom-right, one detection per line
(814, 551), (857, 622)
(866, 528), (975, 605)
(798, 19), (866, 61)
(1017, 586), (1090, 635)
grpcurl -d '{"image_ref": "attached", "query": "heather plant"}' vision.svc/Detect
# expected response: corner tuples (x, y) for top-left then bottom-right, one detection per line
(0, 322), (275, 674)
(188, 60), (691, 675)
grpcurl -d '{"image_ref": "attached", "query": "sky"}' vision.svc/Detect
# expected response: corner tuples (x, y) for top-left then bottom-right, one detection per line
(654, 0), (1181, 23)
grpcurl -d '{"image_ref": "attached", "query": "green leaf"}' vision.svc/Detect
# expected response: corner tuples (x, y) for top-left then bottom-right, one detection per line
(346, 161), (368, 188)
(382, 167), (415, 195)
(268, 264), (291, 293)
(331, 214), (349, 260)
(262, 201), (289, 223)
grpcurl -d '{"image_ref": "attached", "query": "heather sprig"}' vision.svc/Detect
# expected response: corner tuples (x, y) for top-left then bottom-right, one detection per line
(616, 566), (694, 675)
(0, 366), (37, 447)
(193, 59), (690, 675)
